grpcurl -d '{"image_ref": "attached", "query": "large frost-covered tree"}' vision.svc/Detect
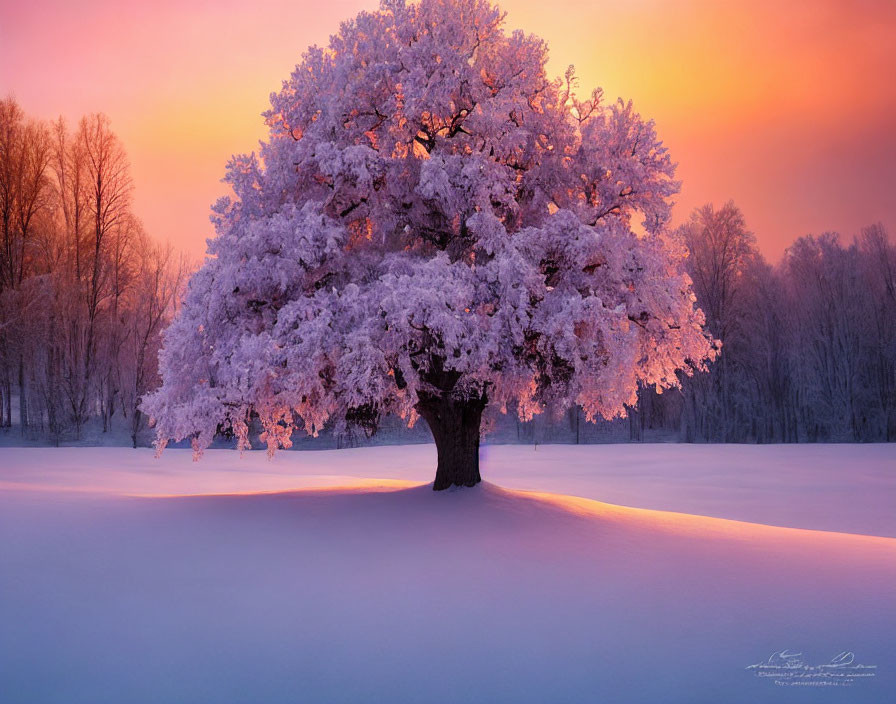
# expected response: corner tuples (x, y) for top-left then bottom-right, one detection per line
(144, 0), (716, 489)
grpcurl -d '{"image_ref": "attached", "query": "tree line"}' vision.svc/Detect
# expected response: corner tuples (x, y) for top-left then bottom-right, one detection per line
(1, 96), (893, 447)
(0, 98), (186, 446)
(625, 203), (896, 443)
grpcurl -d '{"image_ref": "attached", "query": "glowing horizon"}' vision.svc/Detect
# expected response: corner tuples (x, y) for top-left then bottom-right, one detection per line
(2, 0), (894, 262)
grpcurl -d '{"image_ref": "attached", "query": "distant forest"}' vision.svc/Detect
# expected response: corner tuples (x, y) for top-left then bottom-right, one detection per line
(625, 205), (895, 443)
(0, 98), (186, 447)
(1, 98), (894, 446)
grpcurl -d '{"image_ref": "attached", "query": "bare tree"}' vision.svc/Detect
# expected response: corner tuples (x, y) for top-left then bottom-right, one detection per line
(70, 113), (132, 435)
(0, 98), (53, 430)
(858, 224), (896, 439)
(677, 202), (757, 441)
(122, 232), (187, 447)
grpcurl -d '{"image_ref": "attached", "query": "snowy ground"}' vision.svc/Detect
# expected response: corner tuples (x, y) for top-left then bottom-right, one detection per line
(1, 444), (894, 702)
(2, 443), (894, 536)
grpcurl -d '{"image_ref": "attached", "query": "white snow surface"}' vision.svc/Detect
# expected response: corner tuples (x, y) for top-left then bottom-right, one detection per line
(1, 444), (894, 703)
(2, 443), (894, 536)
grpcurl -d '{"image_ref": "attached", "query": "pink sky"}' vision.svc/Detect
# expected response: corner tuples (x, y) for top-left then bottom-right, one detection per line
(2, 0), (895, 261)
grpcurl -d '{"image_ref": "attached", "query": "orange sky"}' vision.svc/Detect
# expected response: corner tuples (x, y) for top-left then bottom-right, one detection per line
(2, 0), (894, 261)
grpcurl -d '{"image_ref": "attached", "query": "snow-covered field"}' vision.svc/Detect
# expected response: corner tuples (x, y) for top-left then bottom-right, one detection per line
(1, 444), (894, 702)
(3, 443), (894, 536)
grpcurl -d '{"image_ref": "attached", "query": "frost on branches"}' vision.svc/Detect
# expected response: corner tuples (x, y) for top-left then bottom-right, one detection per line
(143, 0), (717, 489)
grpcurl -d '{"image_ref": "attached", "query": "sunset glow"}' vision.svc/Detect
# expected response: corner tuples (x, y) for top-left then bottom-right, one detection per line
(2, 0), (893, 261)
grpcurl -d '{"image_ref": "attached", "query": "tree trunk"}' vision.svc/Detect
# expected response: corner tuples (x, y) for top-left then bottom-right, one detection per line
(18, 355), (27, 431)
(416, 392), (486, 491)
(4, 378), (11, 427)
